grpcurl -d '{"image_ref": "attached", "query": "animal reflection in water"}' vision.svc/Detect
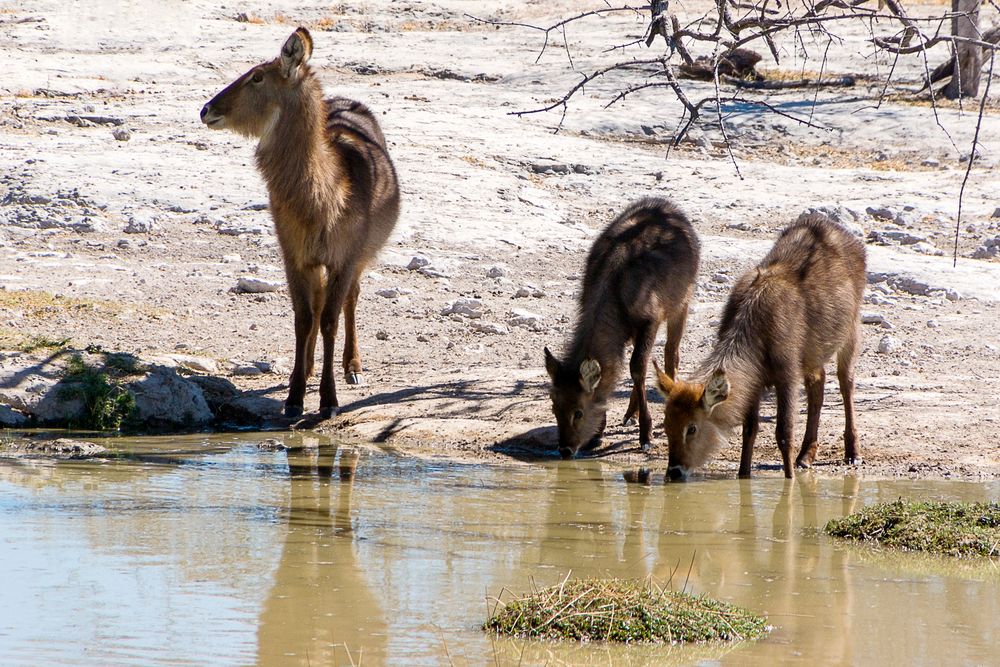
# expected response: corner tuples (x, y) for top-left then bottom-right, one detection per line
(257, 442), (386, 665)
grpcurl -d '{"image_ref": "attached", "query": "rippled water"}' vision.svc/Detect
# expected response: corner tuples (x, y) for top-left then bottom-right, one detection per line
(0, 432), (997, 665)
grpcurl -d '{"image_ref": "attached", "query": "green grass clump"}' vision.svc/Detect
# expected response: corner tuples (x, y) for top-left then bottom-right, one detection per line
(60, 354), (136, 431)
(826, 499), (1000, 559)
(485, 578), (769, 644)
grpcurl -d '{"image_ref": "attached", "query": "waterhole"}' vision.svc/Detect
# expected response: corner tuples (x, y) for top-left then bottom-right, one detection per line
(1, 432), (997, 665)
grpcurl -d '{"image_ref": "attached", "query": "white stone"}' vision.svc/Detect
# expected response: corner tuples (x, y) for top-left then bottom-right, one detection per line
(236, 276), (283, 293)
(441, 298), (485, 319)
(877, 335), (899, 354)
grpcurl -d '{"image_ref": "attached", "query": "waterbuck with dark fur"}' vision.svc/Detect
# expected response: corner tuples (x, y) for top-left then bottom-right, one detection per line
(201, 28), (400, 418)
(544, 198), (700, 459)
(654, 214), (865, 481)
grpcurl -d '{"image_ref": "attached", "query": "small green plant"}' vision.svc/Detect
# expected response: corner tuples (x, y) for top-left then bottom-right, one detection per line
(21, 335), (72, 353)
(60, 354), (136, 431)
(485, 577), (769, 644)
(826, 499), (1000, 559)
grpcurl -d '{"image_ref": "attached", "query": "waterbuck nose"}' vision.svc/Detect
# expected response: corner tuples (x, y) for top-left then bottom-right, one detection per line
(667, 465), (687, 482)
(200, 104), (211, 120)
(558, 447), (575, 460)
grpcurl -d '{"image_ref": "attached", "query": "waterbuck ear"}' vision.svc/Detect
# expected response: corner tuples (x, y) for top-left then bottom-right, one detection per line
(652, 360), (674, 399)
(579, 358), (602, 394)
(544, 347), (560, 379)
(702, 369), (730, 412)
(280, 27), (313, 79)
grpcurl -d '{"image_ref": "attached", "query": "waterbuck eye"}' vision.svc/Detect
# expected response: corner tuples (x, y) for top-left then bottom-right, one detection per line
(573, 409), (584, 423)
(251, 70), (264, 84)
(686, 424), (698, 437)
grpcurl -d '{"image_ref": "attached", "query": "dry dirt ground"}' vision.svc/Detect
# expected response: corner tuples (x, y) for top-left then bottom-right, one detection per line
(1, 1), (998, 480)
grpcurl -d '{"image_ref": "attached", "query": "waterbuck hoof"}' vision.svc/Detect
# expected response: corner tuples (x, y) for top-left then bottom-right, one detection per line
(845, 456), (862, 466)
(319, 405), (339, 420)
(640, 441), (652, 453)
(795, 459), (813, 470)
(346, 371), (364, 385)
(284, 404), (304, 418)
(558, 447), (576, 460)
(623, 416), (638, 427)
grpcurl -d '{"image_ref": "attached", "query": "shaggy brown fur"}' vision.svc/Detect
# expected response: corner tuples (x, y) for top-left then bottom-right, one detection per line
(202, 28), (400, 418)
(545, 197), (700, 459)
(655, 214), (866, 480)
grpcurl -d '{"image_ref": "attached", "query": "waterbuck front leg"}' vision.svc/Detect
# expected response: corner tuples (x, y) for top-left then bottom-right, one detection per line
(318, 269), (355, 419)
(628, 323), (657, 452)
(341, 274), (363, 385)
(663, 303), (689, 379)
(796, 367), (826, 469)
(285, 266), (324, 418)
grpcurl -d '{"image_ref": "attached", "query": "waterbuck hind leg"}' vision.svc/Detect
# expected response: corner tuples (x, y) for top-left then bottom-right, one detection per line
(342, 275), (363, 385)
(774, 381), (796, 479)
(285, 268), (324, 417)
(622, 388), (639, 426)
(738, 396), (761, 478)
(663, 303), (689, 379)
(796, 368), (826, 469)
(318, 272), (354, 419)
(838, 328), (861, 464)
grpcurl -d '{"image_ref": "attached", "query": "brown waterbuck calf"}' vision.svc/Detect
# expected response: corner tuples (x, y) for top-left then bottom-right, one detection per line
(654, 214), (865, 481)
(201, 28), (400, 418)
(544, 198), (700, 459)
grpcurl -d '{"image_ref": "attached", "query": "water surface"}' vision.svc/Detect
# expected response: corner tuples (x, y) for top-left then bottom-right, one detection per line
(1, 432), (997, 665)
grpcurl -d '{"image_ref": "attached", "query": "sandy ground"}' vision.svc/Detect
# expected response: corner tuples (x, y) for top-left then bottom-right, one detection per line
(1, 1), (998, 480)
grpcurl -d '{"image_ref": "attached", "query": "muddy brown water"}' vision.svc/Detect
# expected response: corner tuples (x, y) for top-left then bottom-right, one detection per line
(1, 432), (997, 666)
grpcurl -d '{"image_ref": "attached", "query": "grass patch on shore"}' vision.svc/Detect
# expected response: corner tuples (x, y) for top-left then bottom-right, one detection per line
(59, 353), (136, 431)
(825, 499), (1000, 559)
(485, 578), (769, 644)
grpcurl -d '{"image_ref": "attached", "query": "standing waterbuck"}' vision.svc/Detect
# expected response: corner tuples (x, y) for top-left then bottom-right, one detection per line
(654, 214), (865, 481)
(201, 28), (400, 418)
(544, 198), (700, 459)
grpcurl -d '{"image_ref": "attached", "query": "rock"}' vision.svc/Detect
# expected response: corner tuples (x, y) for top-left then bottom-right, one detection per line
(508, 308), (544, 332)
(971, 236), (1000, 259)
(943, 289), (961, 302)
(861, 312), (885, 325)
(486, 265), (508, 278)
(407, 255), (431, 270)
(164, 354), (218, 374)
(230, 362), (263, 376)
(891, 277), (932, 297)
(530, 159), (571, 175)
(221, 254), (242, 263)
(912, 241), (944, 256)
(921, 158), (940, 168)
(472, 321), (509, 335)
(253, 359), (287, 375)
(124, 214), (153, 234)
(710, 273), (730, 283)
(0, 403), (28, 426)
(866, 206), (896, 221)
(376, 288), (404, 298)
(870, 229), (925, 245)
(375, 330), (389, 340)
(514, 285), (545, 298)
(991, 208), (1000, 219)
(214, 220), (268, 236)
(3, 437), (107, 458)
(112, 128), (130, 141)
(877, 335), (900, 354)
(926, 319), (940, 328)
(726, 221), (754, 232)
(236, 276), (283, 293)
(441, 297), (485, 319)
(130, 368), (212, 427)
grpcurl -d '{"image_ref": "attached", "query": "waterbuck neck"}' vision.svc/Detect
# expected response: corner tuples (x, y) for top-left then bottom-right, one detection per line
(566, 312), (629, 399)
(254, 75), (344, 222)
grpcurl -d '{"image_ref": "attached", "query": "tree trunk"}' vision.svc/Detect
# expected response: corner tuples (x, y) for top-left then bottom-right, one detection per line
(943, 0), (982, 99)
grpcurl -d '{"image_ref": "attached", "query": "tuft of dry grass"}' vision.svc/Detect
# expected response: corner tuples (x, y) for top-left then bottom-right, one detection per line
(485, 577), (770, 644)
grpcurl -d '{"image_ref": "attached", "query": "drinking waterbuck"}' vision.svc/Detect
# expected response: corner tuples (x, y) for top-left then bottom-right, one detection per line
(544, 197), (700, 459)
(201, 28), (400, 418)
(654, 214), (865, 481)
